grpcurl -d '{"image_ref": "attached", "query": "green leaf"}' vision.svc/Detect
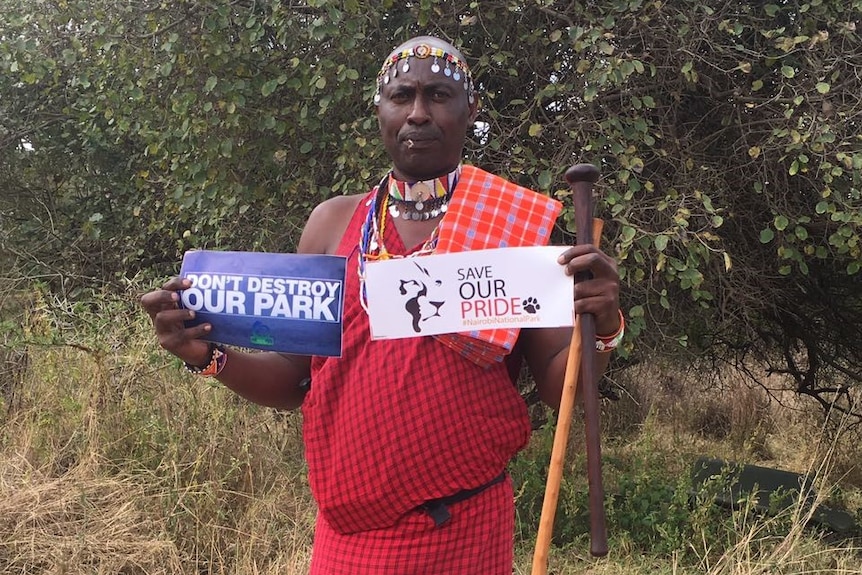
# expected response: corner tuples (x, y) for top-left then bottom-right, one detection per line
(794, 226), (808, 240)
(781, 65), (795, 78)
(816, 82), (830, 94)
(621, 226), (637, 243)
(262, 79), (278, 96)
(764, 4), (780, 16)
(815, 201), (829, 214)
(528, 123), (543, 137)
(848, 261), (861, 275)
(300, 141), (313, 154)
(654, 234), (668, 251)
(760, 228), (775, 243)
(774, 215), (789, 231)
(220, 139), (233, 157)
(204, 76), (217, 93)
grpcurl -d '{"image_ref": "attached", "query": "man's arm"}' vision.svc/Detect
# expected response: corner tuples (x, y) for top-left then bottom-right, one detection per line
(140, 194), (363, 410)
(521, 244), (620, 409)
(141, 276), (312, 409)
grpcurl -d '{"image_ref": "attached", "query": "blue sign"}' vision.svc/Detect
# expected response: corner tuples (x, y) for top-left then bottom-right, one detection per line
(179, 250), (347, 356)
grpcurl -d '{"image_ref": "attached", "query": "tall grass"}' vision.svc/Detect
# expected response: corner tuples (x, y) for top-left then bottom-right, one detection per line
(1, 287), (315, 573)
(1, 286), (860, 574)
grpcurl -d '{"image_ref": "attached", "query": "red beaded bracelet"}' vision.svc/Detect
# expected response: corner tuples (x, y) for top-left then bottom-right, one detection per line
(184, 343), (228, 377)
(595, 309), (625, 353)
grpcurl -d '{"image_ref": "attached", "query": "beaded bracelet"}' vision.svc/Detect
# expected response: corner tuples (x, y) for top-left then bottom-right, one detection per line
(184, 343), (228, 377)
(595, 309), (625, 353)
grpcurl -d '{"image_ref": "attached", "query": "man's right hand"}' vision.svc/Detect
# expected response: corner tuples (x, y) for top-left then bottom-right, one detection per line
(140, 277), (212, 367)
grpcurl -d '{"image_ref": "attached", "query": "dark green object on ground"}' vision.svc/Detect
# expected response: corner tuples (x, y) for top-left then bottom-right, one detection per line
(691, 457), (856, 536)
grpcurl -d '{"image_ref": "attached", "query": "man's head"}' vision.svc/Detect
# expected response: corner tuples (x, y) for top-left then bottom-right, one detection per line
(374, 36), (479, 182)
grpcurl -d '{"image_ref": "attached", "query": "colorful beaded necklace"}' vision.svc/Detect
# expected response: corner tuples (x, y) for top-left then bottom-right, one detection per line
(358, 166), (460, 311)
(386, 169), (458, 220)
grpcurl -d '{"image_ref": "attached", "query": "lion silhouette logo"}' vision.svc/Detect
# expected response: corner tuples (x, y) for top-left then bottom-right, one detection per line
(399, 262), (445, 333)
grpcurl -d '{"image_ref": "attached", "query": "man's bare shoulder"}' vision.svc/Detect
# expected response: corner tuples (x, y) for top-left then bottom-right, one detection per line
(298, 193), (367, 255)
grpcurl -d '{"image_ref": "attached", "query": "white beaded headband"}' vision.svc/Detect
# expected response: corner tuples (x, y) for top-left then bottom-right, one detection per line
(374, 42), (476, 105)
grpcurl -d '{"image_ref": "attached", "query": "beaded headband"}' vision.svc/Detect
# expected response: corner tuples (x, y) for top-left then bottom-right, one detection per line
(374, 42), (476, 106)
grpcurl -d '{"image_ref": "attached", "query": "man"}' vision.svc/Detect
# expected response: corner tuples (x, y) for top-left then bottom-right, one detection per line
(141, 35), (621, 574)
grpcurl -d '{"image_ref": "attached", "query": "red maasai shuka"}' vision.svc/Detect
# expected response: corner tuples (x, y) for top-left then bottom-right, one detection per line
(433, 165), (562, 367)
(303, 168), (559, 571)
(309, 476), (515, 574)
(305, 197), (532, 562)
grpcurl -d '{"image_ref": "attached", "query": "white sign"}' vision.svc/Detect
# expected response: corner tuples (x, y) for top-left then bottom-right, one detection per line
(364, 246), (574, 339)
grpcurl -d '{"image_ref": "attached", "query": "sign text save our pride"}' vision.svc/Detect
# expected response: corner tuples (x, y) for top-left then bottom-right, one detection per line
(363, 246), (574, 339)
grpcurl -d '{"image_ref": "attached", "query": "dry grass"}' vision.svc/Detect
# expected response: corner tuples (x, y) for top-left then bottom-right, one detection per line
(1, 290), (860, 574)
(0, 450), (316, 574)
(0, 455), (182, 574)
(693, 421), (862, 575)
(510, 359), (862, 574)
(0, 341), (318, 573)
(0, 291), (317, 574)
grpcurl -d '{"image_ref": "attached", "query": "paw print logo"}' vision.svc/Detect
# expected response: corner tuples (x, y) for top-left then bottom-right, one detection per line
(523, 297), (541, 314)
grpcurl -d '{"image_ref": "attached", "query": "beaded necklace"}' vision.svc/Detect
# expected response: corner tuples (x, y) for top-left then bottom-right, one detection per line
(386, 170), (458, 220)
(358, 167), (460, 311)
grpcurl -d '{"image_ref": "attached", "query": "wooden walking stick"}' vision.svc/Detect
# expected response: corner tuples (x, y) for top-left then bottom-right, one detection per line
(531, 163), (607, 575)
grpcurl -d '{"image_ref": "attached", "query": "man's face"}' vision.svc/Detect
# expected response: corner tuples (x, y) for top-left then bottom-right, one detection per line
(376, 53), (478, 182)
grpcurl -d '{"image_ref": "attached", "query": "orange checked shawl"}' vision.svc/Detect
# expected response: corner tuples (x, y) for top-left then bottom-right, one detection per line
(433, 165), (562, 367)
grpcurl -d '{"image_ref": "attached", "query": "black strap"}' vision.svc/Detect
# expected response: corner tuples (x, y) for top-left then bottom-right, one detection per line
(419, 471), (507, 527)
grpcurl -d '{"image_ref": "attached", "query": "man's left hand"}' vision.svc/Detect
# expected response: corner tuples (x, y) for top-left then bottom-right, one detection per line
(557, 245), (621, 335)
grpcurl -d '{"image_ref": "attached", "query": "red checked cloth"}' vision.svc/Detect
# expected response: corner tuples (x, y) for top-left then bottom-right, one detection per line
(433, 165), (562, 367)
(309, 476), (515, 574)
(306, 203), (531, 535)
